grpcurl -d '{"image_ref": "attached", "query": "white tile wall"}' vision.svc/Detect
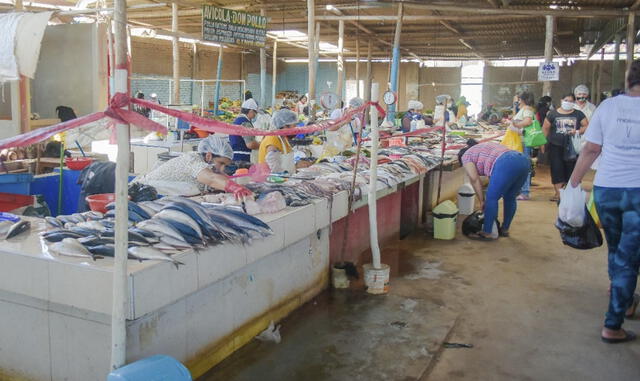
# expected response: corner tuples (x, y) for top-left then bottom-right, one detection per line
(195, 242), (248, 289)
(0, 300), (51, 381)
(48, 261), (114, 316)
(0, 253), (49, 302)
(283, 204), (316, 247)
(49, 311), (111, 381)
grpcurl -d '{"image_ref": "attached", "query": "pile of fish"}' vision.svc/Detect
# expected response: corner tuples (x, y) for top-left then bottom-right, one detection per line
(0, 219), (31, 240)
(42, 197), (273, 268)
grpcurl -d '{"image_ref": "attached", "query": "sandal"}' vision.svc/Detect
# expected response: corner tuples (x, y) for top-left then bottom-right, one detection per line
(625, 294), (640, 319)
(601, 329), (637, 344)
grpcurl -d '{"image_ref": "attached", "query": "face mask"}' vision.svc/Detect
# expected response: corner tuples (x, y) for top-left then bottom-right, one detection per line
(576, 97), (587, 102)
(561, 101), (574, 111)
(251, 116), (258, 123)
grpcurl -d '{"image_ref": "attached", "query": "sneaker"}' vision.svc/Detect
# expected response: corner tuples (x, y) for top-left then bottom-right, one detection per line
(517, 194), (530, 201)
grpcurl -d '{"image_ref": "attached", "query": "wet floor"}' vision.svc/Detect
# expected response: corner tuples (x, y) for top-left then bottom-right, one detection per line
(200, 167), (640, 381)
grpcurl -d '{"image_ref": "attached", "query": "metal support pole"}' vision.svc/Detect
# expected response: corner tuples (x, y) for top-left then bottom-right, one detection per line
(597, 48), (604, 103)
(314, 22), (320, 101)
(337, 20), (345, 101)
(613, 34), (622, 90)
(626, 11), (636, 91)
(213, 45), (223, 116)
(111, 0), (130, 370)
(260, 8), (267, 107)
(542, 15), (555, 96)
(171, 3), (180, 104)
(356, 38), (360, 98)
(307, 0), (316, 119)
(388, 3), (403, 121)
(272, 39), (278, 107)
(368, 83), (381, 269)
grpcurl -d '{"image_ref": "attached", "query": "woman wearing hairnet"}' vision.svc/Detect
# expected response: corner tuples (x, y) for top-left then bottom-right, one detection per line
(132, 135), (252, 199)
(327, 97), (364, 150)
(401, 100), (425, 133)
(258, 109), (298, 173)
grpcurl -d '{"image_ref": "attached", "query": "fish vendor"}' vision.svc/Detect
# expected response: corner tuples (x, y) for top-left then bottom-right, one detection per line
(132, 135), (252, 199)
(229, 98), (261, 164)
(328, 97), (363, 145)
(401, 100), (425, 133)
(258, 109), (298, 174)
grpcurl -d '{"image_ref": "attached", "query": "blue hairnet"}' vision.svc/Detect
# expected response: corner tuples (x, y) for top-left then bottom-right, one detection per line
(348, 97), (364, 108)
(197, 135), (233, 159)
(272, 109), (298, 129)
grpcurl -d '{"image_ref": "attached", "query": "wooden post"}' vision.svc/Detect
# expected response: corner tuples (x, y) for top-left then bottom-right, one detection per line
(597, 48), (604, 103)
(542, 15), (554, 96)
(260, 8), (267, 107)
(388, 3), (403, 121)
(337, 20), (345, 101)
(613, 34), (622, 90)
(213, 45), (223, 115)
(356, 38), (360, 98)
(626, 11), (636, 91)
(111, 0), (130, 370)
(272, 39), (278, 107)
(171, 3), (180, 104)
(307, 0), (316, 119)
(520, 57), (528, 82)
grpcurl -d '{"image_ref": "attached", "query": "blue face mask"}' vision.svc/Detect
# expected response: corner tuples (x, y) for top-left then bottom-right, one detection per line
(251, 116), (258, 123)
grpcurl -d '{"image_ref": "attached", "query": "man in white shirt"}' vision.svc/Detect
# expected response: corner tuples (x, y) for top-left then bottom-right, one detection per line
(573, 84), (597, 121)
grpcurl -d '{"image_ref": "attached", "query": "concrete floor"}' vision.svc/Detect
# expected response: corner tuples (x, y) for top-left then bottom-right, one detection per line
(201, 168), (640, 381)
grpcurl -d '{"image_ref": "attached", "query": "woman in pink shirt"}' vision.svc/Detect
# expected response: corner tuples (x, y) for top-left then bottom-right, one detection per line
(458, 140), (530, 240)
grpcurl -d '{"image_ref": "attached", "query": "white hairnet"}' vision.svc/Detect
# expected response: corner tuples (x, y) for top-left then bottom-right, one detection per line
(574, 84), (589, 96)
(197, 135), (233, 159)
(348, 97), (364, 108)
(272, 109), (298, 129)
(241, 98), (259, 111)
(408, 100), (424, 110)
(435, 94), (450, 105)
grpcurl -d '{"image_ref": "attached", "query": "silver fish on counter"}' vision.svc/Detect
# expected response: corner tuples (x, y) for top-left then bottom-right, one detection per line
(0, 220), (13, 239)
(128, 246), (184, 269)
(49, 238), (97, 260)
(5, 221), (30, 239)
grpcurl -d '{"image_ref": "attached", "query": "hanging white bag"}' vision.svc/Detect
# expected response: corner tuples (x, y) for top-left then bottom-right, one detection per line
(558, 184), (587, 227)
(571, 134), (584, 155)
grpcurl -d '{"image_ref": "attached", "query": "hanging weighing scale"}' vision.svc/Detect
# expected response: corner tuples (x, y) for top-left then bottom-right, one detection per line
(320, 92), (340, 110)
(382, 90), (397, 105)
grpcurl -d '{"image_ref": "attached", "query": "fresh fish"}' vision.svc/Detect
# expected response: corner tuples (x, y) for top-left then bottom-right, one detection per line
(136, 203), (156, 218)
(139, 201), (164, 213)
(128, 201), (151, 220)
(128, 210), (147, 223)
(0, 220), (13, 239)
(159, 235), (193, 250)
(101, 219), (115, 229)
(128, 246), (184, 269)
(81, 211), (104, 220)
(206, 206), (272, 238)
(105, 202), (116, 211)
(45, 216), (63, 228)
(152, 241), (183, 254)
(100, 229), (150, 246)
(105, 210), (115, 218)
(136, 220), (186, 243)
(64, 222), (76, 230)
(5, 221), (30, 239)
(49, 238), (97, 260)
(68, 226), (100, 236)
(154, 209), (203, 239)
(71, 213), (86, 222)
(86, 244), (115, 257)
(77, 220), (107, 232)
(155, 218), (203, 246)
(161, 199), (224, 241)
(42, 229), (84, 243)
(78, 235), (114, 246)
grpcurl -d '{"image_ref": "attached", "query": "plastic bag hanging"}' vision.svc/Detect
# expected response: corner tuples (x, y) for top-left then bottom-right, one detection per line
(555, 207), (603, 250)
(558, 184), (586, 227)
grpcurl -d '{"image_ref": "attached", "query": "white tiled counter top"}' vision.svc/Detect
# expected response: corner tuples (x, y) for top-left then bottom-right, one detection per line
(0, 172), (423, 323)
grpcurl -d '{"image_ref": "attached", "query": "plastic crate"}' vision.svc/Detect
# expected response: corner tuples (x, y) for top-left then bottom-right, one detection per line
(0, 192), (34, 212)
(0, 173), (33, 195)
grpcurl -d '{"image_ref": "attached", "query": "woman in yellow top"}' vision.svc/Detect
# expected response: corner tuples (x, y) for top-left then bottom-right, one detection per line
(259, 109), (297, 173)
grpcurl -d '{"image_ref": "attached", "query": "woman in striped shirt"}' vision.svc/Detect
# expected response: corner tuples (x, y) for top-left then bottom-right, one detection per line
(458, 140), (530, 240)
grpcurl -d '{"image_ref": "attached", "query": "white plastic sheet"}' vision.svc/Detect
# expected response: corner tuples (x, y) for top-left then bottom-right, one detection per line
(559, 184), (587, 227)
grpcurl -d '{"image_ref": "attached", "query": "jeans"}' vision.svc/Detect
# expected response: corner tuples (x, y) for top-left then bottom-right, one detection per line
(520, 144), (531, 196)
(594, 186), (640, 330)
(483, 151), (530, 233)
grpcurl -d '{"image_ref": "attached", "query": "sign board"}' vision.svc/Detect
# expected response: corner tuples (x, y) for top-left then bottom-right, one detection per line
(538, 62), (560, 82)
(202, 5), (267, 48)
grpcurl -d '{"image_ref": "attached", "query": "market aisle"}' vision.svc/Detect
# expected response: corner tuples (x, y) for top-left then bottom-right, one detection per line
(422, 167), (640, 381)
(201, 167), (640, 381)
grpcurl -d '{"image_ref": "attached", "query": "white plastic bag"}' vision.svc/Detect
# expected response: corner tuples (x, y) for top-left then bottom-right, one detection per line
(571, 134), (584, 155)
(559, 184), (587, 227)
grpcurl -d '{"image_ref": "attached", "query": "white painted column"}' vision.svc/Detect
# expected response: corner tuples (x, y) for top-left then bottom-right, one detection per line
(337, 20), (345, 101)
(542, 15), (555, 96)
(272, 39), (278, 107)
(172, 3), (180, 104)
(111, 0), (130, 371)
(307, 0), (316, 119)
(368, 83), (381, 269)
(260, 8), (267, 107)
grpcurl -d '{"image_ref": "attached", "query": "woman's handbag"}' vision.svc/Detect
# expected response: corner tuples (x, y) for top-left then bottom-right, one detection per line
(523, 119), (547, 147)
(501, 128), (523, 152)
(563, 135), (578, 161)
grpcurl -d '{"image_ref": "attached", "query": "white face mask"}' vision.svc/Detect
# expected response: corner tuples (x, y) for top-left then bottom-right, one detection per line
(561, 101), (574, 111)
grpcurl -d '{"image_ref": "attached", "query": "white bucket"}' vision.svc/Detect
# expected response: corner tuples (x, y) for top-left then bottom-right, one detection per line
(363, 264), (390, 295)
(331, 266), (350, 289)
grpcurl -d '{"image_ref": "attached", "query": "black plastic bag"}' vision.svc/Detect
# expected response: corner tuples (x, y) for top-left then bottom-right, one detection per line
(462, 211), (501, 237)
(555, 207), (603, 250)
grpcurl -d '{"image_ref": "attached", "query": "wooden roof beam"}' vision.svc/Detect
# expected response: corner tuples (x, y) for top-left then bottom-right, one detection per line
(632, 0), (640, 11)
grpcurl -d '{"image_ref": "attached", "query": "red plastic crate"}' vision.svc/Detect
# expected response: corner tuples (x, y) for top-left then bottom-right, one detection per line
(0, 192), (33, 212)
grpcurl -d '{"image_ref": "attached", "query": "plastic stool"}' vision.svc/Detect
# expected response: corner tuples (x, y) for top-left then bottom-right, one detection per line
(107, 355), (191, 381)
